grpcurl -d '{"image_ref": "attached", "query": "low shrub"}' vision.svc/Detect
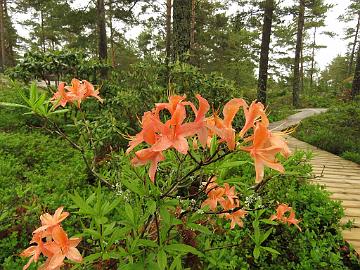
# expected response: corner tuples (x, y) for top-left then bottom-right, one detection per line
(294, 102), (360, 164)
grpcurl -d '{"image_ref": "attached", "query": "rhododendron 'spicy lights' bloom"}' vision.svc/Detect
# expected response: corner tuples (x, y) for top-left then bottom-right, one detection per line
(51, 78), (103, 108)
(126, 94), (290, 184)
(270, 204), (301, 231)
(20, 207), (82, 270)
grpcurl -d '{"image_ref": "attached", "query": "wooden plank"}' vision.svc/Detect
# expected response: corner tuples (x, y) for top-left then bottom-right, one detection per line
(326, 187), (360, 195)
(343, 229), (360, 241)
(330, 194), (360, 201)
(312, 182), (360, 189)
(314, 178), (360, 185)
(345, 208), (360, 218)
(341, 201), (360, 208)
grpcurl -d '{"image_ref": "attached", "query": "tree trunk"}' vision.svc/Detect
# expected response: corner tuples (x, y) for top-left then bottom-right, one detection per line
(257, 0), (275, 105)
(165, 0), (172, 67)
(172, 0), (192, 62)
(351, 41), (360, 99)
(300, 42), (304, 92)
(40, 9), (45, 52)
(310, 27), (317, 88)
(190, 0), (196, 52)
(0, 0), (5, 71)
(109, 0), (115, 68)
(292, 0), (305, 108)
(348, 12), (360, 77)
(97, 0), (107, 78)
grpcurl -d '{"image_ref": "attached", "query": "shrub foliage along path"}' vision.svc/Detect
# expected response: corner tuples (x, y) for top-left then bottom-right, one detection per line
(272, 109), (360, 253)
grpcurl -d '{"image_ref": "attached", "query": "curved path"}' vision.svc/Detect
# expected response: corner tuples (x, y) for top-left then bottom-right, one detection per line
(271, 109), (360, 253)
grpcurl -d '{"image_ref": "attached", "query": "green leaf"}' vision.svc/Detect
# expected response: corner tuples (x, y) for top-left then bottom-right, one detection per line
(103, 197), (121, 215)
(169, 255), (182, 270)
(159, 206), (171, 225)
(253, 246), (260, 260)
(260, 219), (278, 225)
(219, 160), (251, 168)
(146, 200), (157, 215)
(122, 178), (145, 196)
(137, 239), (158, 248)
(125, 203), (135, 224)
(186, 223), (211, 234)
(260, 228), (273, 244)
(210, 135), (218, 156)
(261, 246), (280, 255)
(83, 253), (102, 263)
(157, 249), (167, 270)
(49, 109), (69, 115)
(84, 228), (101, 239)
(70, 192), (94, 215)
(0, 102), (29, 109)
(164, 244), (203, 257)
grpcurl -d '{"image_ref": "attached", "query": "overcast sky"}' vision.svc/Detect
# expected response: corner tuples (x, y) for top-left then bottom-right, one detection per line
(13, 0), (353, 71)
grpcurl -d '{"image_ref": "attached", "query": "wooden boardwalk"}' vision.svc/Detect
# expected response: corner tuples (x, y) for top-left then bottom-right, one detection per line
(286, 136), (360, 253)
(269, 109), (360, 253)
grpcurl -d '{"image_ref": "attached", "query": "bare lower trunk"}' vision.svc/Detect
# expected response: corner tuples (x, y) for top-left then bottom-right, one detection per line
(310, 27), (317, 87)
(190, 0), (196, 63)
(109, 0), (115, 68)
(40, 9), (45, 52)
(292, 0), (305, 108)
(172, 0), (192, 62)
(257, 0), (275, 105)
(165, 0), (172, 66)
(348, 12), (360, 76)
(97, 0), (107, 79)
(0, 0), (5, 70)
(351, 40), (360, 98)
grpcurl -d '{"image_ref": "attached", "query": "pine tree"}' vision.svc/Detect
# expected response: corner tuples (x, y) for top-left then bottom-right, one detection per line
(257, 0), (275, 105)
(172, 0), (192, 62)
(293, 0), (305, 107)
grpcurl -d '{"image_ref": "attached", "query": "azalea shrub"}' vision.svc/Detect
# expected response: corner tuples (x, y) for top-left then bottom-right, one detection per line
(2, 79), (359, 269)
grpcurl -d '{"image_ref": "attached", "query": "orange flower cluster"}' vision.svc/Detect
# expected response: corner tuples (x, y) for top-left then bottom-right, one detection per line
(270, 204), (301, 231)
(51, 78), (103, 108)
(126, 94), (290, 183)
(201, 179), (247, 229)
(20, 207), (82, 270)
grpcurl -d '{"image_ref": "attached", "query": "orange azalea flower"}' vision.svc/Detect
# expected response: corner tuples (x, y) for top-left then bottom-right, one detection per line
(155, 94), (187, 115)
(184, 94), (210, 147)
(270, 204), (301, 231)
(20, 231), (53, 270)
(268, 132), (291, 158)
(224, 209), (247, 229)
(270, 204), (292, 222)
(126, 111), (160, 154)
(45, 226), (82, 269)
(201, 185), (225, 211)
(222, 183), (238, 206)
(33, 207), (69, 234)
(151, 103), (197, 154)
(83, 80), (103, 103)
(65, 78), (87, 107)
(241, 122), (285, 183)
(131, 148), (165, 182)
(239, 101), (269, 138)
(206, 98), (247, 150)
(21, 207), (81, 270)
(51, 82), (71, 108)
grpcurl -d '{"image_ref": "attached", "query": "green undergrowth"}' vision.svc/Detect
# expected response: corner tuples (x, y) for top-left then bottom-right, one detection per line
(294, 102), (360, 164)
(0, 81), (89, 267)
